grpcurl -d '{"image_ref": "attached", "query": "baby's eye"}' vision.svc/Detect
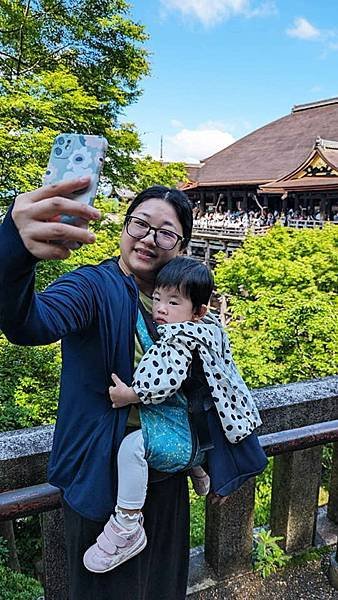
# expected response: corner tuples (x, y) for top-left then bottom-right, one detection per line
(169, 300), (179, 305)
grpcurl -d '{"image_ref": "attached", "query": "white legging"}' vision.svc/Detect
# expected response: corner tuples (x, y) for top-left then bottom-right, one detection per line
(117, 429), (148, 510)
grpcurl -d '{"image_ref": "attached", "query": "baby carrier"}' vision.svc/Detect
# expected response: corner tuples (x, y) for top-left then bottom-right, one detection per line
(137, 301), (267, 495)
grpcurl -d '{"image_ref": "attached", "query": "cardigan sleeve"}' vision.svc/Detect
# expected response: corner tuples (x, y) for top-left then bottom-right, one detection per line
(132, 333), (194, 404)
(0, 208), (98, 345)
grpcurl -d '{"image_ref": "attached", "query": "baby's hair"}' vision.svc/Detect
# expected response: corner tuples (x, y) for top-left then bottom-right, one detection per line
(155, 257), (214, 310)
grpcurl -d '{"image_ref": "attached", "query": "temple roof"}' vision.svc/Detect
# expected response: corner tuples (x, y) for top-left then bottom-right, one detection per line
(187, 98), (338, 188)
(259, 137), (338, 194)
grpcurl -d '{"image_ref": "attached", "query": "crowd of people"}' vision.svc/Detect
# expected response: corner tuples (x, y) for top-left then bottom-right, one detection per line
(193, 207), (279, 230)
(193, 206), (337, 230)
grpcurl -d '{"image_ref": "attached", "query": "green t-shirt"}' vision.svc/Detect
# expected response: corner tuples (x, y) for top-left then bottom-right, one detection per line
(126, 291), (153, 428)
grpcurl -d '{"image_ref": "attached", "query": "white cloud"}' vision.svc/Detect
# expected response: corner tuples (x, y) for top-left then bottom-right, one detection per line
(170, 119), (184, 128)
(286, 17), (321, 40)
(161, 0), (276, 27)
(162, 123), (235, 162)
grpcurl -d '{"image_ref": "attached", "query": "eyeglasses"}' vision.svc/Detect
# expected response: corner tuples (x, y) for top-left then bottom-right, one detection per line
(125, 216), (184, 250)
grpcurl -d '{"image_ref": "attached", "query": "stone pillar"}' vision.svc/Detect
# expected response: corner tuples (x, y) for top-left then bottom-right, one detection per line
(41, 508), (68, 600)
(328, 442), (338, 524)
(329, 539), (338, 590)
(204, 478), (255, 578)
(270, 447), (322, 553)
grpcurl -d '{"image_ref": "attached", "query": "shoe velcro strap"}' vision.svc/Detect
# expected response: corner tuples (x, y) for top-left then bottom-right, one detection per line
(104, 522), (129, 548)
(96, 531), (117, 555)
(96, 525), (128, 554)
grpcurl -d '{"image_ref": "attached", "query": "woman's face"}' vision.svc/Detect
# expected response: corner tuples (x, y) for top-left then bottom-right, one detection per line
(119, 198), (184, 293)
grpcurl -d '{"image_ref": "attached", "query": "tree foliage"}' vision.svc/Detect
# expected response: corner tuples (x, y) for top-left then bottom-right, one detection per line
(214, 225), (338, 388)
(131, 155), (188, 193)
(0, 0), (149, 206)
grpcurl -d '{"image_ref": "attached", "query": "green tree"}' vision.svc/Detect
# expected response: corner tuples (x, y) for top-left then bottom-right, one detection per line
(0, 0), (148, 100)
(131, 155), (188, 192)
(0, 0), (150, 206)
(214, 225), (338, 387)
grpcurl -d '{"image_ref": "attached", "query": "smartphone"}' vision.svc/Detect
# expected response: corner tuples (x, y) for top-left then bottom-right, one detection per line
(43, 133), (108, 247)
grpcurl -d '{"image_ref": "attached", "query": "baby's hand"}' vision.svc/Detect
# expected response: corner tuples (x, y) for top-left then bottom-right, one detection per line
(109, 374), (140, 408)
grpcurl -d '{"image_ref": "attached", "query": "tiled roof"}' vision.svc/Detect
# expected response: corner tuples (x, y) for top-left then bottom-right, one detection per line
(191, 99), (338, 186)
(261, 177), (338, 193)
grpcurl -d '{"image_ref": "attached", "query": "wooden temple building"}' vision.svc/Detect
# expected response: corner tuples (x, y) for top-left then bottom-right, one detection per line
(183, 97), (338, 220)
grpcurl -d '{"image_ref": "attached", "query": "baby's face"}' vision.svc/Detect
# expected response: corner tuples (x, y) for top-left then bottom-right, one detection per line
(152, 286), (196, 325)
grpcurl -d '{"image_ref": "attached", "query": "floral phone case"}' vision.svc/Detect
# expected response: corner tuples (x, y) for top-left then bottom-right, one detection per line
(43, 133), (108, 226)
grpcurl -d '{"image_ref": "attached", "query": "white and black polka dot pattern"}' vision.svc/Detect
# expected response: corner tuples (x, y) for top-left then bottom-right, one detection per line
(133, 312), (262, 444)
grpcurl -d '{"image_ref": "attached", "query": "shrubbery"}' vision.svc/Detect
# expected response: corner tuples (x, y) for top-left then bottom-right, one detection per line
(0, 538), (42, 600)
(214, 224), (338, 387)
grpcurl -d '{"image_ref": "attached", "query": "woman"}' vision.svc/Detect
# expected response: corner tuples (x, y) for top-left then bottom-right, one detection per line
(0, 178), (194, 599)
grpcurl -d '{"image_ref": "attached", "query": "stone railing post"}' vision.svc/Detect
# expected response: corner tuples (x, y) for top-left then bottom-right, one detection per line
(270, 446), (322, 553)
(41, 508), (68, 600)
(204, 478), (255, 578)
(328, 442), (338, 524)
(329, 537), (338, 590)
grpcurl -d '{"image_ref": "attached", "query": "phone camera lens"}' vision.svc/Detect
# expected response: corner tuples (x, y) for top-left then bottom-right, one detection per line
(55, 147), (63, 156)
(58, 136), (65, 145)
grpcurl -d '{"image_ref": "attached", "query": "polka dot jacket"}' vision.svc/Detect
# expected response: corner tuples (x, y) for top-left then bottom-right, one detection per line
(133, 312), (262, 444)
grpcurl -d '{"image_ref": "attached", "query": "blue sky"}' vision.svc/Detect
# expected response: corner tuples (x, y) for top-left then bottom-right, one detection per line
(124, 0), (338, 163)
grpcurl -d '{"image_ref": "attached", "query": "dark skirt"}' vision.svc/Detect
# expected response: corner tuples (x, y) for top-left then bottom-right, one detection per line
(62, 471), (190, 600)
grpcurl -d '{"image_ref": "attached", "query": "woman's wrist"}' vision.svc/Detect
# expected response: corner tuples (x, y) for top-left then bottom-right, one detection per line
(130, 387), (141, 404)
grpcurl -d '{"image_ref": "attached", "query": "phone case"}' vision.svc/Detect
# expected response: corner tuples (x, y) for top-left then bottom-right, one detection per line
(43, 133), (108, 226)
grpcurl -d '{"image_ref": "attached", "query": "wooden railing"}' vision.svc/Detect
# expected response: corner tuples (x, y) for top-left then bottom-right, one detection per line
(0, 376), (338, 599)
(192, 222), (271, 237)
(287, 219), (325, 229)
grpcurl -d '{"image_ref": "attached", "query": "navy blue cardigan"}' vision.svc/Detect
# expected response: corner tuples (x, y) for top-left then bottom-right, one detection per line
(0, 209), (139, 520)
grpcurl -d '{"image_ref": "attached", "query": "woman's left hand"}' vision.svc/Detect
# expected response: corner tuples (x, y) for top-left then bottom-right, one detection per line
(109, 373), (140, 408)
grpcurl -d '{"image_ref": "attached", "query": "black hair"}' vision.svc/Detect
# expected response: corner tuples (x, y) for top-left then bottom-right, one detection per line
(155, 257), (214, 310)
(125, 185), (193, 249)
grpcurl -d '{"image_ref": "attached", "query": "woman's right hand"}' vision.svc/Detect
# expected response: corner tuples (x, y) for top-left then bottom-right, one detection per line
(12, 177), (101, 260)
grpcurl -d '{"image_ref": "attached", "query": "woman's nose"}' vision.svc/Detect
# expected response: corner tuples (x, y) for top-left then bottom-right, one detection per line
(142, 229), (156, 245)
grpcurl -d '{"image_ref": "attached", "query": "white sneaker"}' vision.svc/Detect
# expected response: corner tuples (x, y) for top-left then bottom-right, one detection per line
(83, 514), (147, 573)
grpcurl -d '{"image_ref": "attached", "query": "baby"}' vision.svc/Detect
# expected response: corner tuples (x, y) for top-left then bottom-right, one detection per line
(84, 257), (261, 573)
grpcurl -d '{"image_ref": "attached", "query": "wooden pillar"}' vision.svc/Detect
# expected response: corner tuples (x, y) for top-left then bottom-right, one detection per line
(309, 194), (315, 216)
(242, 192), (248, 212)
(212, 191), (217, 210)
(226, 189), (231, 212)
(327, 197), (334, 221)
(205, 240), (210, 267)
(319, 195), (327, 220)
(200, 192), (206, 215)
